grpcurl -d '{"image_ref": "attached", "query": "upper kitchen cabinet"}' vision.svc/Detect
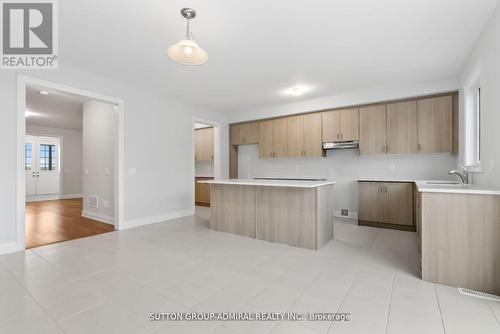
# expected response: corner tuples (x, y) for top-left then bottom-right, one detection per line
(322, 108), (359, 142)
(259, 118), (288, 158)
(387, 101), (418, 154)
(417, 96), (453, 153)
(231, 122), (260, 145)
(288, 113), (323, 158)
(195, 127), (214, 161)
(302, 113), (323, 157)
(359, 105), (387, 154)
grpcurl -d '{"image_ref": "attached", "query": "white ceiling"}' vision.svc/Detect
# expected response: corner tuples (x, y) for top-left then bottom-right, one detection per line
(26, 85), (89, 130)
(59, 0), (499, 113)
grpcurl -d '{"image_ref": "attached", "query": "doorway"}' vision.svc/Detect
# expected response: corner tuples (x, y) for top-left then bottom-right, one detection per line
(16, 75), (124, 251)
(25, 135), (61, 202)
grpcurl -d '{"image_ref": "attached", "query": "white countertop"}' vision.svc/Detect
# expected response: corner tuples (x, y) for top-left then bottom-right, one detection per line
(198, 178), (336, 188)
(195, 175), (214, 178)
(358, 178), (500, 196)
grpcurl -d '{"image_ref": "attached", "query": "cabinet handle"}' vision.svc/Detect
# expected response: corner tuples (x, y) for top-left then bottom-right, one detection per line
(386, 145), (390, 152)
(340, 133), (343, 140)
(380, 186), (383, 193)
(417, 143), (421, 152)
(336, 133), (339, 140)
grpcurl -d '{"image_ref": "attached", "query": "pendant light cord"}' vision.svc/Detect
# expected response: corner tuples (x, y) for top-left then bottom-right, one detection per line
(186, 19), (191, 40)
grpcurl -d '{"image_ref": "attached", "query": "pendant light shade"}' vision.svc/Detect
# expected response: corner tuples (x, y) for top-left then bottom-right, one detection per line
(168, 8), (208, 65)
(167, 39), (208, 65)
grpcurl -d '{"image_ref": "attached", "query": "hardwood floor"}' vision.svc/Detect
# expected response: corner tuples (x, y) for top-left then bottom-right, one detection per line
(25, 198), (114, 249)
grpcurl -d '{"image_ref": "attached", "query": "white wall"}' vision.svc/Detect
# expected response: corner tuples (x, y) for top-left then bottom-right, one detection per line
(459, 2), (500, 188)
(0, 67), (229, 252)
(229, 75), (459, 123)
(238, 145), (457, 216)
(195, 161), (214, 177)
(26, 125), (83, 197)
(82, 101), (116, 222)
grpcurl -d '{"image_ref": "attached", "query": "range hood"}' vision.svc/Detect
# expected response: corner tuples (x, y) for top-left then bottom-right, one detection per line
(322, 140), (359, 150)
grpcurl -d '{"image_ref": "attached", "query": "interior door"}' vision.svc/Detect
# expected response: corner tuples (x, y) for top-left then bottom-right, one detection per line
(25, 137), (36, 196)
(34, 137), (60, 195)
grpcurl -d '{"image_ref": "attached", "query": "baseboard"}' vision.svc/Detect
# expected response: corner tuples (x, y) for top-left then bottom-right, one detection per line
(121, 209), (195, 230)
(81, 210), (114, 225)
(0, 241), (18, 255)
(334, 210), (358, 220)
(61, 193), (83, 199)
(26, 194), (60, 202)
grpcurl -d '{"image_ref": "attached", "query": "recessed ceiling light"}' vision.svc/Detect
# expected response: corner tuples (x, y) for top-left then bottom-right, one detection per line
(39, 90), (49, 95)
(286, 86), (310, 97)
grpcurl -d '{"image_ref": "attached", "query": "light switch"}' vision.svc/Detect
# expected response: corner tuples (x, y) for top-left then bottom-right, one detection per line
(85, 169), (89, 175)
(128, 168), (137, 176)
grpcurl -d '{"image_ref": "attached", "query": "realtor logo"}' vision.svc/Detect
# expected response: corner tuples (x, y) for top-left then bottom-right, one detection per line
(1, 0), (58, 69)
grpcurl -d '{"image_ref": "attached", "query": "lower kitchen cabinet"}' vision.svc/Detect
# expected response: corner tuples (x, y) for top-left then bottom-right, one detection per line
(195, 177), (213, 207)
(358, 181), (414, 231)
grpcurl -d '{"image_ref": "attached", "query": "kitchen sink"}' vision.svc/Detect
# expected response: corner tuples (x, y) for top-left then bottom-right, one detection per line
(425, 181), (463, 185)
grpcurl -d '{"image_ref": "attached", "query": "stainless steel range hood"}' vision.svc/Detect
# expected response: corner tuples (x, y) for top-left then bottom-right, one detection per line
(322, 140), (359, 150)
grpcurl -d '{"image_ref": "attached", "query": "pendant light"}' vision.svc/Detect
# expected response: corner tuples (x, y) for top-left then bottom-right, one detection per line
(167, 8), (208, 65)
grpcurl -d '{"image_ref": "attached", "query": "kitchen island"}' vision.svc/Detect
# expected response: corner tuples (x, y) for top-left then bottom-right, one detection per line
(199, 179), (335, 250)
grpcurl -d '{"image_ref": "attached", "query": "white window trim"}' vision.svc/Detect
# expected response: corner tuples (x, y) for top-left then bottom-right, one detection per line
(463, 62), (482, 172)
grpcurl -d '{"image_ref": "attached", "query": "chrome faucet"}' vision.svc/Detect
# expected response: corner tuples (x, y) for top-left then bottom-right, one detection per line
(449, 165), (469, 184)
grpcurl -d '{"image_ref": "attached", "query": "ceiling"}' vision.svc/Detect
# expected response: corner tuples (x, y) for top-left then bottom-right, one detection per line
(26, 85), (89, 130)
(59, 0), (499, 113)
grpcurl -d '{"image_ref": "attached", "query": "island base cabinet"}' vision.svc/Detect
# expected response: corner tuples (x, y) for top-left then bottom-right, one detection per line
(210, 184), (335, 250)
(210, 185), (255, 238)
(421, 192), (500, 295)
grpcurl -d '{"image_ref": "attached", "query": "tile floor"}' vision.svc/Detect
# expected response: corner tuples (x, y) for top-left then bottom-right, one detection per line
(0, 207), (499, 334)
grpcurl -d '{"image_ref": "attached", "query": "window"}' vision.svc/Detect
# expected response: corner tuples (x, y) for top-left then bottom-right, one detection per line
(39, 144), (57, 171)
(25, 143), (32, 170)
(464, 86), (481, 167)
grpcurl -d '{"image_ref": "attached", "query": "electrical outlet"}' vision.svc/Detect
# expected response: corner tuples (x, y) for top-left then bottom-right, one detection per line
(341, 209), (349, 216)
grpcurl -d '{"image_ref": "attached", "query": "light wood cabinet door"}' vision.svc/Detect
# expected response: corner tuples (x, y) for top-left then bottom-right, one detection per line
(387, 101), (418, 154)
(259, 120), (274, 158)
(359, 105), (387, 154)
(272, 118), (288, 158)
(195, 177), (212, 206)
(321, 110), (340, 142)
(195, 128), (213, 161)
(231, 122), (259, 145)
(384, 183), (413, 226)
(417, 96), (453, 153)
(194, 129), (203, 161)
(287, 115), (304, 158)
(358, 182), (385, 223)
(303, 113), (323, 157)
(204, 127), (214, 160)
(339, 108), (359, 141)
